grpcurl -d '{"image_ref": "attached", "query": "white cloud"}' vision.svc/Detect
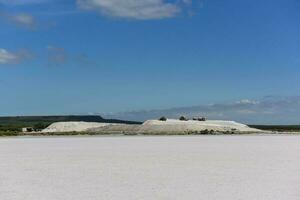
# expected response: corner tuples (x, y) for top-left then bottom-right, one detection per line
(235, 99), (259, 105)
(0, 49), (19, 64)
(0, 12), (36, 29)
(104, 96), (300, 124)
(0, 48), (32, 64)
(182, 0), (192, 5)
(77, 0), (184, 20)
(9, 13), (36, 28)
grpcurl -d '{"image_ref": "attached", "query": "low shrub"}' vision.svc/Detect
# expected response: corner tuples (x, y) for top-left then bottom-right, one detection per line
(179, 116), (188, 121)
(159, 116), (167, 121)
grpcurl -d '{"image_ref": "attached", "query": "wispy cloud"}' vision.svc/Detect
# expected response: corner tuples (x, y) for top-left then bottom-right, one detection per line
(0, 0), (54, 29)
(9, 13), (36, 28)
(75, 53), (99, 67)
(0, 49), (18, 64)
(104, 96), (300, 124)
(77, 0), (193, 20)
(0, 48), (33, 64)
(46, 46), (68, 66)
(46, 45), (100, 67)
(1, 0), (199, 21)
(0, 12), (37, 29)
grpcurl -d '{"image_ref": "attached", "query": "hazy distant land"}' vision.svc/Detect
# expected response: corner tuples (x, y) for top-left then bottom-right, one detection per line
(0, 115), (299, 136)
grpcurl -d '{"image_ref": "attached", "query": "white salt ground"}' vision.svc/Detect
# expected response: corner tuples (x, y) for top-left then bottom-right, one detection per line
(0, 135), (299, 200)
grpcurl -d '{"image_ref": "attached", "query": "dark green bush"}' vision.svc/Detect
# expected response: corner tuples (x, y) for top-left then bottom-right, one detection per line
(179, 116), (188, 121)
(159, 116), (167, 121)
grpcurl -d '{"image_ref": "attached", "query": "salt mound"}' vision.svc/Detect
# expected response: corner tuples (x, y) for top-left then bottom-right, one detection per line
(140, 119), (261, 133)
(42, 122), (112, 133)
(42, 119), (262, 134)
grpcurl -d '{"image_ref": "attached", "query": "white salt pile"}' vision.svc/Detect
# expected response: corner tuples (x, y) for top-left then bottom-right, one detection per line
(139, 119), (261, 133)
(42, 119), (262, 133)
(42, 122), (112, 133)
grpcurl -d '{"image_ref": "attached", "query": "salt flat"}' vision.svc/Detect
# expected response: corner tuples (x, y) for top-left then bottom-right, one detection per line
(0, 135), (299, 200)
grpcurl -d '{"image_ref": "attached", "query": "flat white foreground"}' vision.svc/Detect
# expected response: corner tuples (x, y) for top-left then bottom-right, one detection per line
(0, 135), (299, 200)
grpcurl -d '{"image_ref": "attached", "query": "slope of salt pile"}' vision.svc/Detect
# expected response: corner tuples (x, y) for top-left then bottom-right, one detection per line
(42, 122), (112, 133)
(140, 119), (261, 133)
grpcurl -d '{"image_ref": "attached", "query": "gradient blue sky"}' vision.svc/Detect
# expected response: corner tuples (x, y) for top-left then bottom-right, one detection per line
(0, 0), (299, 121)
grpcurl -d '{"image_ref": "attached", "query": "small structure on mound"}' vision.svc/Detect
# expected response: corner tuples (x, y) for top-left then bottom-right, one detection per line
(22, 127), (34, 133)
(193, 117), (206, 121)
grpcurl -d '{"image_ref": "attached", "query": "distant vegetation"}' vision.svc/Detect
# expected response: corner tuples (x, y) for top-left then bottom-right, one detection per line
(1, 115), (300, 136)
(249, 125), (300, 132)
(0, 115), (142, 135)
(0, 131), (19, 137)
(159, 116), (167, 121)
(179, 116), (188, 121)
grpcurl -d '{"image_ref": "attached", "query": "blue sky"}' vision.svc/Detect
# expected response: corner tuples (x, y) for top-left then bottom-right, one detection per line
(0, 0), (299, 123)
